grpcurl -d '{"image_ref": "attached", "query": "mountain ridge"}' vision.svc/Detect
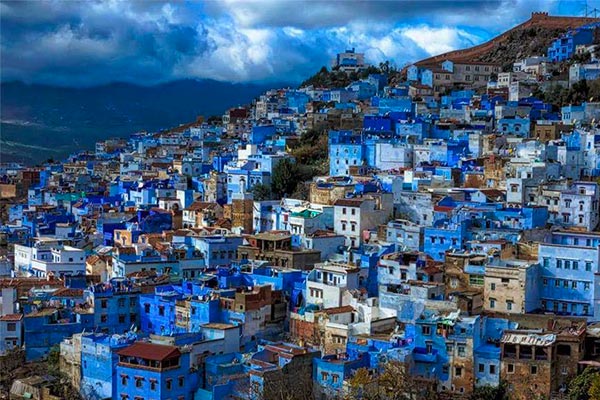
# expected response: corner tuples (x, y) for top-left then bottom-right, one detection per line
(0, 79), (290, 165)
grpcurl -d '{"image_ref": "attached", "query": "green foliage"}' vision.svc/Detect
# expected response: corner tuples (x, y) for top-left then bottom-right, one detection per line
(299, 61), (399, 89)
(588, 374), (600, 400)
(470, 382), (509, 400)
(47, 344), (61, 373)
(300, 66), (354, 89)
(250, 183), (274, 201)
(569, 367), (600, 400)
(272, 158), (301, 198)
(536, 78), (600, 108)
(572, 51), (592, 64)
(345, 362), (439, 400)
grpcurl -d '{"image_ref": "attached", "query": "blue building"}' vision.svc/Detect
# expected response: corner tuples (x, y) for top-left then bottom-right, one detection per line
(538, 230), (600, 319)
(24, 307), (94, 361)
(116, 341), (198, 400)
(86, 278), (141, 334)
(548, 23), (600, 62)
(80, 332), (137, 400)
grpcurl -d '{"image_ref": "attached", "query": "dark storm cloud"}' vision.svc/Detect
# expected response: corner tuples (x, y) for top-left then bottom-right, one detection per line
(0, 0), (585, 86)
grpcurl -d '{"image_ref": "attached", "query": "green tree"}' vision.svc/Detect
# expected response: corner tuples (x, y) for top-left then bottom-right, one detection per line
(589, 374), (600, 400)
(569, 367), (600, 400)
(271, 158), (301, 198)
(250, 183), (274, 201)
(470, 382), (509, 400)
(345, 361), (439, 400)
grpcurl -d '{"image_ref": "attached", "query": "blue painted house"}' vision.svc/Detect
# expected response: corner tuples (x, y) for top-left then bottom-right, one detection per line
(116, 341), (198, 400)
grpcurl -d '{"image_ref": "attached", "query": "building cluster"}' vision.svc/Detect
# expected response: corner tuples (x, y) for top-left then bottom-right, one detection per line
(4, 20), (600, 400)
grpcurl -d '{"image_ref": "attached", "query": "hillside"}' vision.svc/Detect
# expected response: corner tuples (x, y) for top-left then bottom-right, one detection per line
(0, 80), (289, 165)
(415, 12), (599, 70)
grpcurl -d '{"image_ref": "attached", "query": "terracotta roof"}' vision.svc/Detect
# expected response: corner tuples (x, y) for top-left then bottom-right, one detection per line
(118, 247), (136, 255)
(322, 305), (354, 315)
(117, 342), (181, 361)
(52, 288), (84, 298)
(186, 201), (220, 211)
(214, 218), (232, 229)
(421, 265), (442, 276)
(334, 198), (365, 207)
(0, 313), (23, 321)
(86, 255), (101, 265)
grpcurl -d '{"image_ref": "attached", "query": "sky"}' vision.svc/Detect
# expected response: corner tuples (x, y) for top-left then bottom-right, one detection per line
(1, 0), (598, 87)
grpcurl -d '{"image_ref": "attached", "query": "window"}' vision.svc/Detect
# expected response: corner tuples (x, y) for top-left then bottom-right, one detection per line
(573, 261), (579, 270)
(489, 298), (496, 309)
(119, 315), (125, 324)
(121, 375), (128, 386)
(135, 378), (143, 388)
(572, 281), (578, 289)
(351, 208), (356, 216)
(469, 275), (484, 285)
(101, 300), (108, 308)
(446, 343), (454, 353)
(584, 305), (590, 315)
(490, 365), (496, 374)
(159, 306), (165, 316)
(7, 323), (16, 331)
(543, 258), (550, 268)
(455, 367), (462, 377)
(506, 301), (513, 311)
(586, 262), (593, 271)
(478, 364), (484, 373)
(458, 345), (466, 357)
(166, 379), (172, 390)
(130, 297), (136, 307)
(555, 279), (561, 287)
(531, 365), (538, 375)
(426, 342), (433, 354)
(144, 304), (150, 313)
(557, 259), (562, 269)
(565, 260), (571, 270)
(585, 282), (591, 290)
(178, 376), (184, 387)
(118, 298), (125, 307)
(490, 283), (496, 291)
(507, 364), (514, 374)
(101, 314), (108, 323)
(422, 326), (431, 335)
(543, 278), (548, 286)
(150, 380), (157, 391)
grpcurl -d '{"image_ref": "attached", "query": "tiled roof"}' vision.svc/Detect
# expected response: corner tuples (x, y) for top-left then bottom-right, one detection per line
(52, 288), (84, 298)
(0, 313), (23, 321)
(334, 198), (365, 207)
(117, 342), (181, 361)
(86, 255), (101, 265)
(186, 201), (220, 211)
(322, 305), (354, 315)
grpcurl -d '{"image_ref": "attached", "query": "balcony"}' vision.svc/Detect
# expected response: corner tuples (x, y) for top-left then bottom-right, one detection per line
(413, 347), (438, 363)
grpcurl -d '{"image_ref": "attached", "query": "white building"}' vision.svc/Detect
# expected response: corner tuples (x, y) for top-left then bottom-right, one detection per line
(30, 246), (86, 278)
(305, 262), (360, 308)
(333, 193), (393, 248)
(14, 237), (69, 275)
